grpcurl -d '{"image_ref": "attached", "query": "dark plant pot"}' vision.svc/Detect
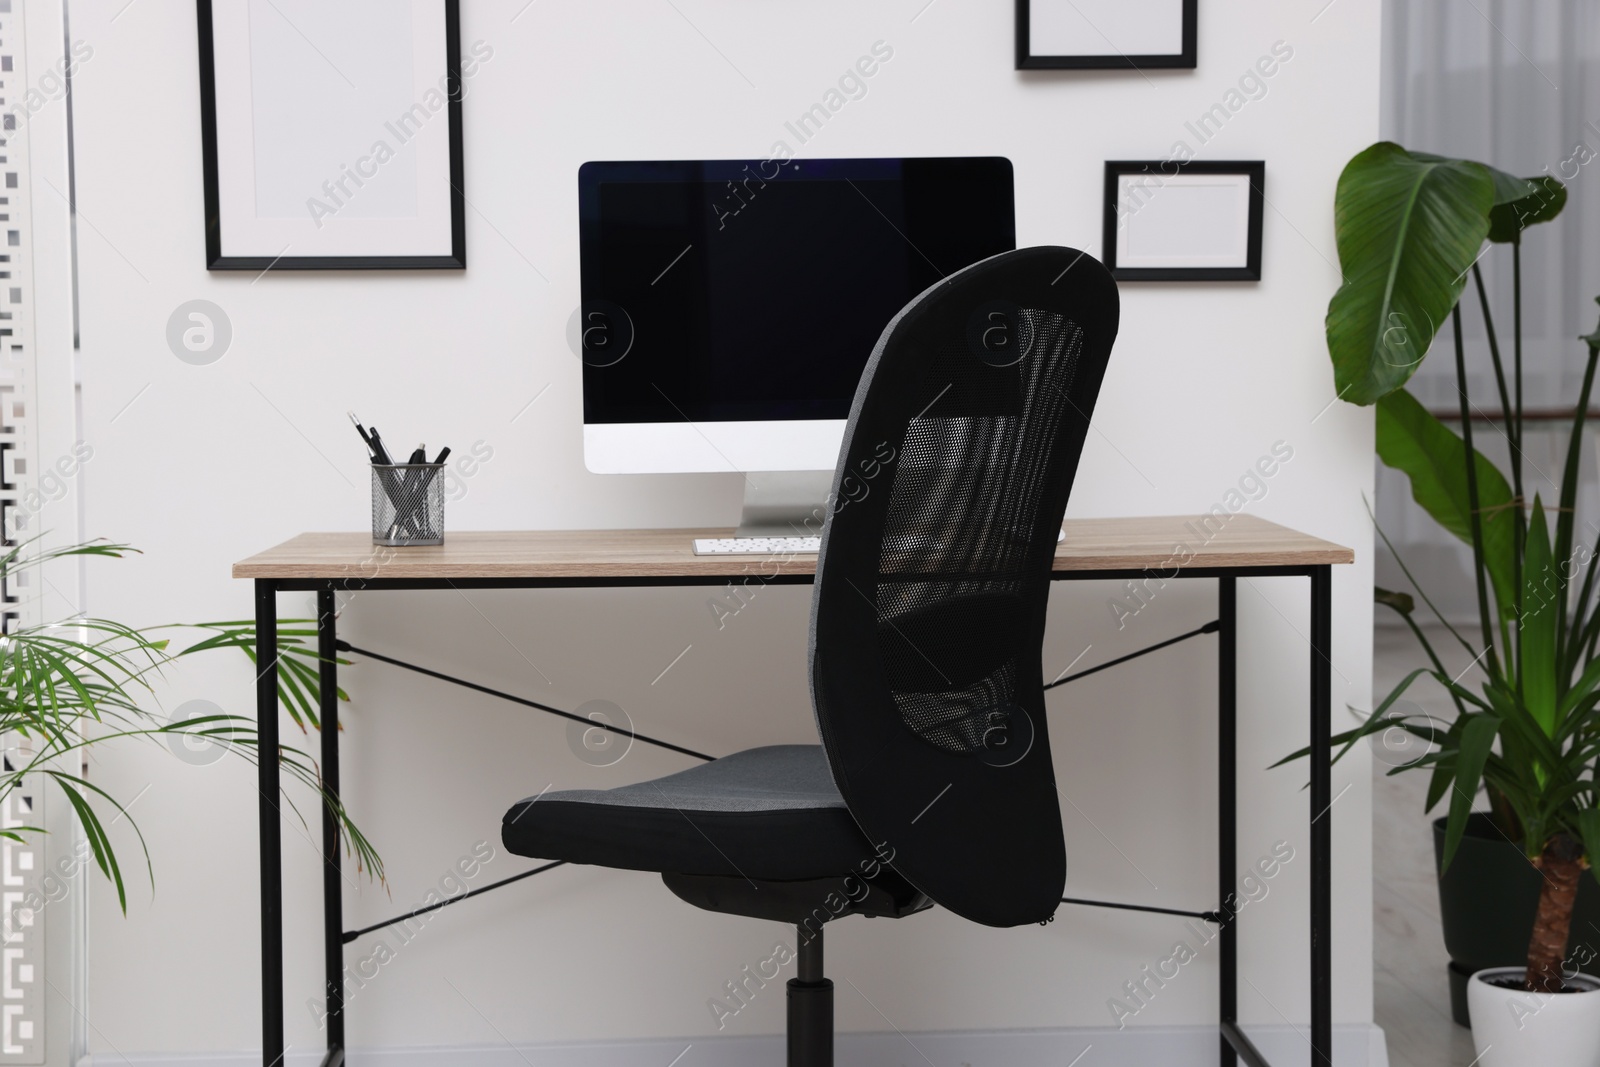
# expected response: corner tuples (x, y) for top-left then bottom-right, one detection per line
(1434, 813), (1600, 1027)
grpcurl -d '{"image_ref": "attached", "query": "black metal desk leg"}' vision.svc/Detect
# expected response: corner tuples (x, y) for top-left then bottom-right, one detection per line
(1310, 565), (1333, 1066)
(255, 581), (284, 1067)
(1218, 576), (1237, 1067)
(318, 589), (345, 1056)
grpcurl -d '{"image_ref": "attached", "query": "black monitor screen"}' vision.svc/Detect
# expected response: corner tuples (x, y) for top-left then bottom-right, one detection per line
(578, 157), (1016, 424)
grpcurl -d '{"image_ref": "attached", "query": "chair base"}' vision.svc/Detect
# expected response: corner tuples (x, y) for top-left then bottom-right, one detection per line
(660, 874), (927, 1066)
(788, 926), (832, 1067)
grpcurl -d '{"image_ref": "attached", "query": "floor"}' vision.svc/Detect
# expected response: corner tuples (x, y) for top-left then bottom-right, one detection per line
(1372, 623), (1480, 1067)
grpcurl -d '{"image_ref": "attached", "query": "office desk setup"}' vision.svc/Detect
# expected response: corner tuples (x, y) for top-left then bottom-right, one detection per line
(235, 513), (1352, 1067)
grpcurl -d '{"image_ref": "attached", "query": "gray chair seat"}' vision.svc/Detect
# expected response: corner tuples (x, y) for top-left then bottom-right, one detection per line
(501, 745), (879, 881)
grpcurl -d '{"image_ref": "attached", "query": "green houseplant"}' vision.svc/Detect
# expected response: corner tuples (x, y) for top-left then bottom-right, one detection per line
(0, 538), (379, 908)
(1301, 141), (1600, 1055)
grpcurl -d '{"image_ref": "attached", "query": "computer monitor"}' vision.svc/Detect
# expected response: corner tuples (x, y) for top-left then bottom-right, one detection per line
(577, 157), (1016, 479)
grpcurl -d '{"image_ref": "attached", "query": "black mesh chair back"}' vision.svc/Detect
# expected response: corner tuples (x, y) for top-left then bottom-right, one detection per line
(808, 246), (1119, 927)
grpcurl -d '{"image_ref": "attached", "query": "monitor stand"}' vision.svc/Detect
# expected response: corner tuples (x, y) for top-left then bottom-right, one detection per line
(735, 471), (834, 538)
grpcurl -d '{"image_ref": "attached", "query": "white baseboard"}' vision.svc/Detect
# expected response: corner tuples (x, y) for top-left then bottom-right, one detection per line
(80, 1022), (1389, 1067)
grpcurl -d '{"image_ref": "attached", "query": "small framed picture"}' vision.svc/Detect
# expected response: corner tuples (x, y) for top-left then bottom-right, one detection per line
(196, 0), (466, 270)
(1102, 161), (1264, 282)
(1017, 0), (1197, 71)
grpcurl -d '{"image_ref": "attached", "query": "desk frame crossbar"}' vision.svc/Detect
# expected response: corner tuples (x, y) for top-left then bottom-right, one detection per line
(253, 562), (1334, 1067)
(328, 620), (1223, 946)
(1042, 618), (1220, 690)
(338, 612), (1219, 764)
(335, 639), (717, 762)
(341, 860), (568, 944)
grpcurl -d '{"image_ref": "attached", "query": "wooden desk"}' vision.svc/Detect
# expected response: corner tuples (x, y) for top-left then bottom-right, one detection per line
(233, 513), (1352, 583)
(236, 515), (1352, 1067)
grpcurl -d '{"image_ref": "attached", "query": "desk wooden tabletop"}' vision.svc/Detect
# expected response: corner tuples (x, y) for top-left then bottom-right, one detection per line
(233, 515), (1353, 581)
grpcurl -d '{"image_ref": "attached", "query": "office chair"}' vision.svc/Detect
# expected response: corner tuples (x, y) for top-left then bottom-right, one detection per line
(503, 245), (1120, 1066)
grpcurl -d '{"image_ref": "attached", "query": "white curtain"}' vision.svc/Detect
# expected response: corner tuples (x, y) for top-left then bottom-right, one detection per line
(1376, 0), (1600, 620)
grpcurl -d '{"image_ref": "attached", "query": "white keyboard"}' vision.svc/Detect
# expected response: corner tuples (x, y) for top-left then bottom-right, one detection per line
(692, 536), (821, 556)
(692, 529), (1065, 555)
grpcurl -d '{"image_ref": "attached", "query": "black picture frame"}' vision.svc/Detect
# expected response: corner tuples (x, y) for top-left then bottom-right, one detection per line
(1016, 0), (1197, 70)
(196, 0), (467, 271)
(1102, 160), (1264, 282)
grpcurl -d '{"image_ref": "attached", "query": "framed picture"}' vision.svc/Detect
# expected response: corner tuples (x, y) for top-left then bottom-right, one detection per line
(196, 0), (466, 270)
(1102, 160), (1264, 282)
(1016, 0), (1196, 70)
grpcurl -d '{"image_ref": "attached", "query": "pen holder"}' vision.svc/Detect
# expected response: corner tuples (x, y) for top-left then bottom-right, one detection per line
(371, 463), (445, 546)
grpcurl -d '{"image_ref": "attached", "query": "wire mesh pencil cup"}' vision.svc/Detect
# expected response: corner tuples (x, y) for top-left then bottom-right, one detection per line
(371, 463), (445, 546)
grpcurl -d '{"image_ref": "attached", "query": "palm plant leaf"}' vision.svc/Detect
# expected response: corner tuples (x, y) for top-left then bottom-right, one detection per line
(177, 621), (349, 732)
(1557, 329), (1600, 666)
(46, 771), (150, 914)
(0, 545), (381, 913)
(1440, 713), (1501, 870)
(1520, 500), (1559, 733)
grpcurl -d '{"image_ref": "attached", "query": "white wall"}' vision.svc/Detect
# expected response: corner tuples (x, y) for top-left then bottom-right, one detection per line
(66, 0), (1380, 1057)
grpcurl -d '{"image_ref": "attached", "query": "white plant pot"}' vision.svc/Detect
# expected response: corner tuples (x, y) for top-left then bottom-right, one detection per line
(1468, 966), (1600, 1067)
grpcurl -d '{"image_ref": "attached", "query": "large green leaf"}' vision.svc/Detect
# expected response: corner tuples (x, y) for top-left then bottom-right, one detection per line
(1488, 175), (1566, 243)
(1521, 499), (1559, 735)
(1441, 713), (1501, 871)
(1327, 143), (1495, 405)
(1559, 654), (1600, 722)
(1376, 389), (1517, 615)
(1464, 159), (1539, 207)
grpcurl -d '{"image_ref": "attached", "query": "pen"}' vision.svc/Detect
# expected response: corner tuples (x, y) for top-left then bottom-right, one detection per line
(348, 412), (377, 458)
(366, 426), (395, 465)
(413, 446), (451, 539)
